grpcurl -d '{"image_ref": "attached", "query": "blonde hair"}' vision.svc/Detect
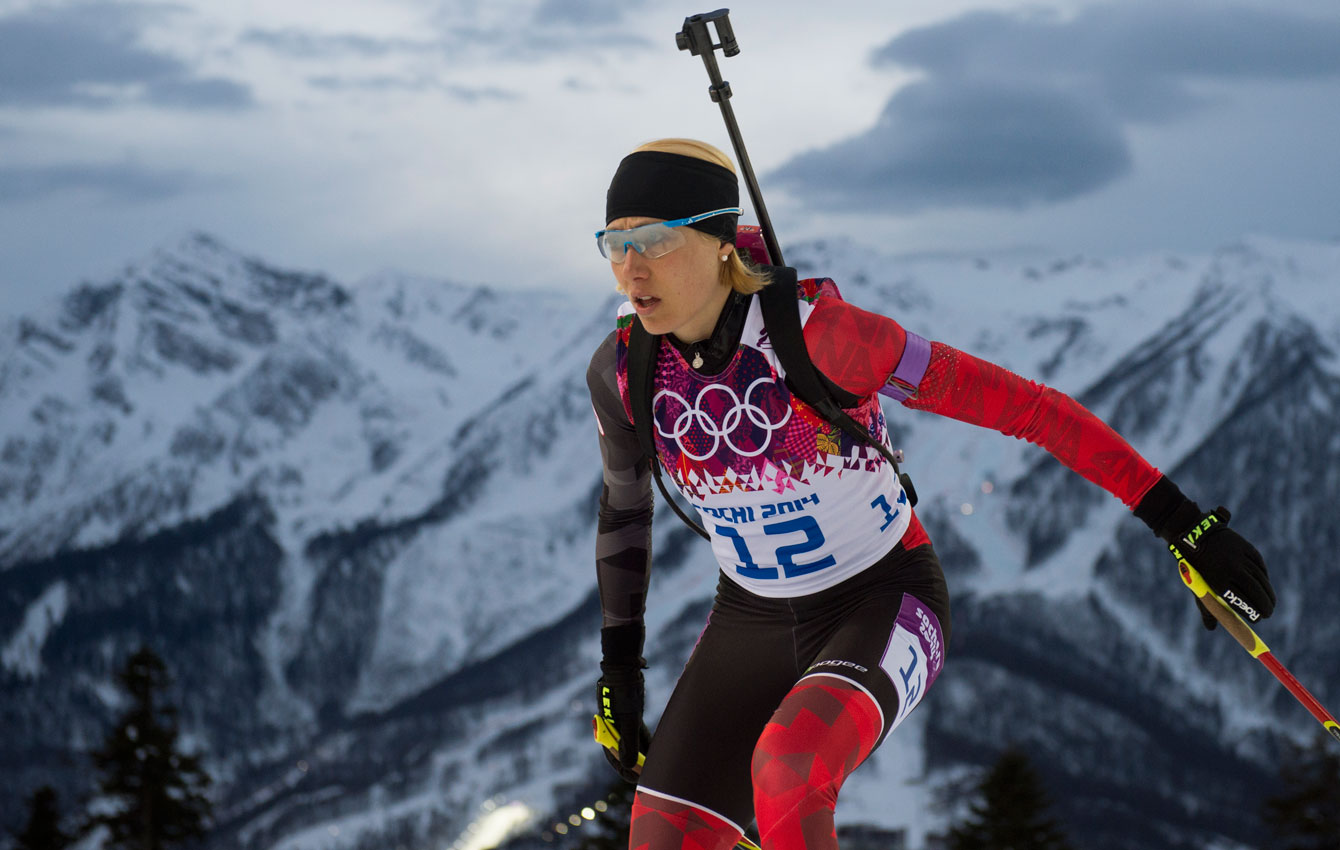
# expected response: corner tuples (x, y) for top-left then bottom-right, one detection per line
(630, 138), (772, 295)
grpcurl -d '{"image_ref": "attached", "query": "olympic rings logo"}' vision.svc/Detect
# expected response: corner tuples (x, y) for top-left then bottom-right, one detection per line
(653, 377), (792, 461)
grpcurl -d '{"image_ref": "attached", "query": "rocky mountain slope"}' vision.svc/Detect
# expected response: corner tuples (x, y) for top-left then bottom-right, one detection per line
(3, 233), (1337, 850)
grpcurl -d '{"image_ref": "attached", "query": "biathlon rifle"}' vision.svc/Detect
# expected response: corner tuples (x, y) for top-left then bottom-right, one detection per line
(676, 9), (783, 268)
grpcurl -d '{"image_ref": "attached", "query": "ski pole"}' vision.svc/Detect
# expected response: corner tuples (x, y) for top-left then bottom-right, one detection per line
(676, 9), (784, 268)
(592, 712), (645, 772)
(1173, 554), (1340, 743)
(592, 714), (764, 850)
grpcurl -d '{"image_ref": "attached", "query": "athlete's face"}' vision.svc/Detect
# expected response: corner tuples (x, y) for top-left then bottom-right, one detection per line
(608, 216), (733, 342)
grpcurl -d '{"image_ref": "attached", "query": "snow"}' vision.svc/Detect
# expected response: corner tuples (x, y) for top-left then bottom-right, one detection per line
(454, 801), (536, 850)
(837, 708), (945, 846)
(1, 579), (68, 678)
(5, 231), (1340, 850)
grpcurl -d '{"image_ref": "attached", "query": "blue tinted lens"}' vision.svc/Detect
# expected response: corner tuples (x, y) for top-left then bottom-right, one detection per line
(596, 222), (685, 262)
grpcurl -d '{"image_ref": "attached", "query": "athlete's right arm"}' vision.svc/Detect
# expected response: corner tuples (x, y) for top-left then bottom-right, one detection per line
(586, 331), (654, 628)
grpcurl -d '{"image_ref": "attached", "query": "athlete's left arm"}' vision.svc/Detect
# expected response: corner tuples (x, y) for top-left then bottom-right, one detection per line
(805, 287), (1277, 625)
(803, 291), (1159, 507)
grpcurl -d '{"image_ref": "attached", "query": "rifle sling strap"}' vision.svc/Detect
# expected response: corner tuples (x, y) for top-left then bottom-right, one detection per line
(628, 315), (711, 539)
(757, 269), (912, 496)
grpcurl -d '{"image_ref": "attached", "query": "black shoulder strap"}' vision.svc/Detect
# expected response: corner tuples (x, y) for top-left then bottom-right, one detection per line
(757, 267), (862, 409)
(759, 269), (918, 506)
(628, 318), (712, 539)
(626, 318), (658, 460)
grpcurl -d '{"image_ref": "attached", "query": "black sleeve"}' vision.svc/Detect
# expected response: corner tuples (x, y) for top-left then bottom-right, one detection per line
(586, 330), (654, 628)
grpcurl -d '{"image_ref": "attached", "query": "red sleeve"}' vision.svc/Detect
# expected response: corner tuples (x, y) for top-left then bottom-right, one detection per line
(801, 293), (933, 548)
(803, 292), (907, 398)
(904, 341), (1161, 509)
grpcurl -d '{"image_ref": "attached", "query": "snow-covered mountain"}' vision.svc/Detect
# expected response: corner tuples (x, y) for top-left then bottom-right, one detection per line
(3, 232), (1338, 850)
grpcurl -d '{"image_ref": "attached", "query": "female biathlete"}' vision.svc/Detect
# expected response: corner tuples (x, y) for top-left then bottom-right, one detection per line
(584, 138), (1276, 850)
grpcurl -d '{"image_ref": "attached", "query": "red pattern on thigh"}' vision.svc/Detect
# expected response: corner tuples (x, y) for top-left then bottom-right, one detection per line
(750, 677), (883, 850)
(629, 789), (744, 850)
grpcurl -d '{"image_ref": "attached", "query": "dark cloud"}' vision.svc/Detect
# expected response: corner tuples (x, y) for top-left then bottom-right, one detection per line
(0, 163), (203, 203)
(307, 75), (439, 93)
(772, 3), (1340, 214)
(0, 2), (252, 109)
(306, 75), (519, 102)
(509, 27), (653, 56)
(443, 84), (520, 103)
(874, 5), (1340, 121)
(241, 28), (435, 59)
(452, 25), (652, 60)
(418, 2), (652, 61)
(533, 0), (648, 26)
(246, 12), (650, 70)
(145, 77), (253, 109)
(771, 80), (1131, 213)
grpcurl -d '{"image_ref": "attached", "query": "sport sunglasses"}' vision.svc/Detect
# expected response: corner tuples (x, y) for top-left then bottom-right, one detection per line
(595, 207), (742, 262)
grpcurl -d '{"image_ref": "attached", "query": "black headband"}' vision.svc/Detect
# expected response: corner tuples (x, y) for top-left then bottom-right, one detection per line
(605, 151), (740, 243)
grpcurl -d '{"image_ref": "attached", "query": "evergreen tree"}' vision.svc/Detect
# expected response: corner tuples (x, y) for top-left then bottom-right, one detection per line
(88, 646), (213, 850)
(13, 785), (74, 850)
(938, 747), (1075, 850)
(1262, 732), (1340, 850)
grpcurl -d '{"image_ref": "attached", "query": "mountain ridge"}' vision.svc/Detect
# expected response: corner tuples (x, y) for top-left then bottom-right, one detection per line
(2, 231), (1338, 850)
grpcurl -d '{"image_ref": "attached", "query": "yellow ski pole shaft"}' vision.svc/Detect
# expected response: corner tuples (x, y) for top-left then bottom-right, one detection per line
(1174, 554), (1340, 742)
(592, 714), (764, 850)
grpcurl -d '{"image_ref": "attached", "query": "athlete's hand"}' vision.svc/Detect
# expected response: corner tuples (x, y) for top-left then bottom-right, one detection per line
(598, 624), (650, 783)
(1136, 477), (1275, 630)
(1168, 506), (1275, 630)
(596, 667), (648, 782)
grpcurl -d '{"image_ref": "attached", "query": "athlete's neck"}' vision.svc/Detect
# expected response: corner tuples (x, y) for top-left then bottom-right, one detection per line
(666, 288), (750, 375)
(669, 284), (733, 345)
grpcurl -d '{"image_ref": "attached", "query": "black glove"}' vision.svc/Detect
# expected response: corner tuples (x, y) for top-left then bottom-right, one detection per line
(1135, 476), (1276, 630)
(597, 624), (650, 784)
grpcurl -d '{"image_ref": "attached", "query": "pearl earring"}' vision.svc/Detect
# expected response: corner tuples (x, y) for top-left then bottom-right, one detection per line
(720, 254), (729, 262)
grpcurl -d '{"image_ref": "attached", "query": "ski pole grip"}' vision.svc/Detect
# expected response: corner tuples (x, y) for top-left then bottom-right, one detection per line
(1202, 593), (1262, 654)
(1176, 559), (1268, 656)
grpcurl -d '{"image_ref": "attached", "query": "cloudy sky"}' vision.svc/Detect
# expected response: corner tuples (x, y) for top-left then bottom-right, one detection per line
(2, 0), (1339, 315)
